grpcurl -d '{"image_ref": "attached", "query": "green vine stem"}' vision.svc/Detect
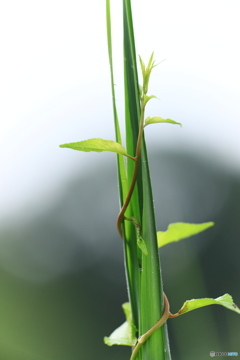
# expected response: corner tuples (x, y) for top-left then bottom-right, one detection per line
(116, 100), (146, 237)
(130, 293), (170, 360)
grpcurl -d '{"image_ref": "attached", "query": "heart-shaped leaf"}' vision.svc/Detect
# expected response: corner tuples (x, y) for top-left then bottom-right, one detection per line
(157, 222), (214, 248)
(60, 138), (134, 160)
(171, 293), (240, 317)
(144, 117), (182, 127)
(104, 302), (137, 346)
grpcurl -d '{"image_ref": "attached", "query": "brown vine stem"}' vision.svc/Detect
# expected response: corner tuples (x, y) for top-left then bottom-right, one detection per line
(130, 293), (170, 360)
(116, 101), (146, 238)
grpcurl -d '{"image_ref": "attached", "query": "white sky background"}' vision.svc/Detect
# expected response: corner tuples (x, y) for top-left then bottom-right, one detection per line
(0, 0), (240, 225)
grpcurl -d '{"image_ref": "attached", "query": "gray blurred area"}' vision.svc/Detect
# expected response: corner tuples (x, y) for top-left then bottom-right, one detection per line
(0, 149), (239, 360)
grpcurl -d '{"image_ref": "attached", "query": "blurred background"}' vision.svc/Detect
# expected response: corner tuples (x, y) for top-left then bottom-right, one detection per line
(0, 0), (239, 359)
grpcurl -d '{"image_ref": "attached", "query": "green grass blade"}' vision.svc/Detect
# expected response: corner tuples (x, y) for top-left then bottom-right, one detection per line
(106, 0), (127, 202)
(106, 0), (139, 328)
(123, 0), (143, 331)
(123, 1), (171, 359)
(139, 142), (170, 360)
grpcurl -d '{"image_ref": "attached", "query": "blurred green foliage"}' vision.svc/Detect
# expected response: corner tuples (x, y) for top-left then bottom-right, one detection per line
(0, 150), (239, 359)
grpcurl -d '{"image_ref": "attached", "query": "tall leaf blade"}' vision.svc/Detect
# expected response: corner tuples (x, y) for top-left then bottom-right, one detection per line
(106, 0), (139, 328)
(123, 1), (171, 359)
(122, 0), (144, 330)
(106, 0), (127, 201)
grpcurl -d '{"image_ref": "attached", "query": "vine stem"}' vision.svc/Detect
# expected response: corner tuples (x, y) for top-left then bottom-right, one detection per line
(130, 293), (170, 360)
(116, 101), (146, 237)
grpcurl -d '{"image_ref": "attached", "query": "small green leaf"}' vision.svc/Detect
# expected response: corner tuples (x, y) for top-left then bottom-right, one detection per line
(139, 53), (157, 94)
(172, 294), (240, 317)
(144, 117), (182, 127)
(60, 138), (135, 160)
(139, 56), (146, 77)
(157, 222), (214, 248)
(104, 303), (137, 346)
(146, 52), (155, 71)
(137, 237), (148, 256)
(143, 95), (157, 106)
